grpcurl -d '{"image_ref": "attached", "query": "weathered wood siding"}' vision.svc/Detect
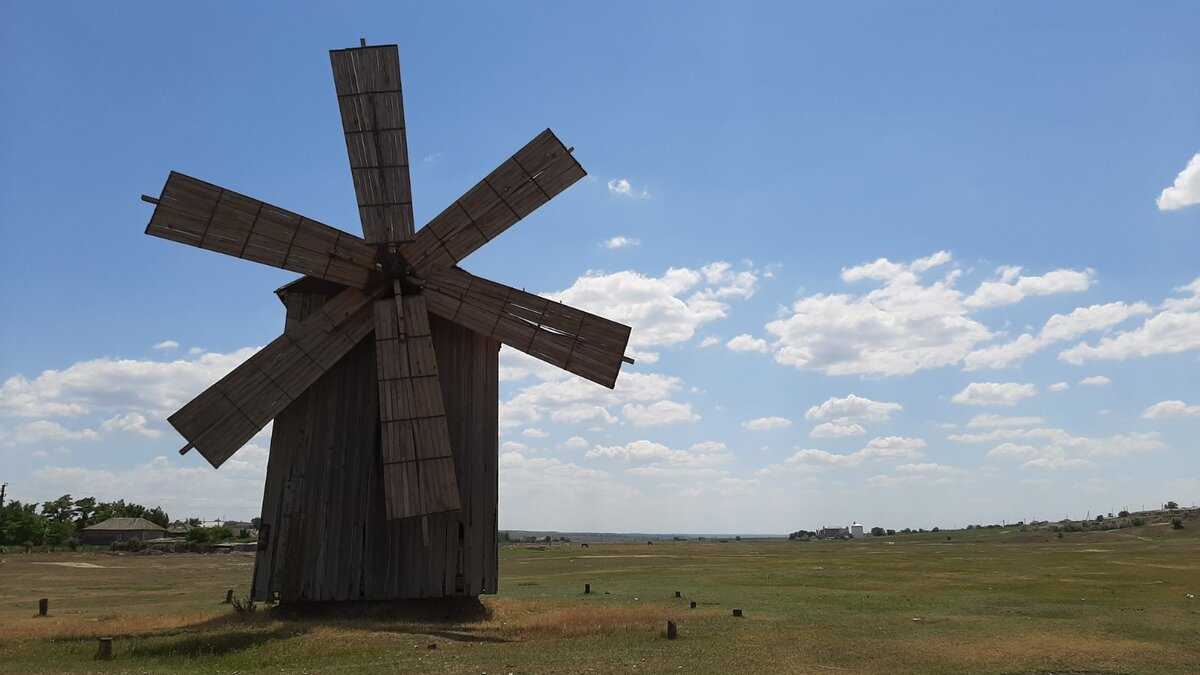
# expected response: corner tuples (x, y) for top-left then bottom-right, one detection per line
(251, 287), (498, 602)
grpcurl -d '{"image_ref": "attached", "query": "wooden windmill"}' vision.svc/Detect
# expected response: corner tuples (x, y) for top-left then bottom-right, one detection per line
(141, 42), (633, 602)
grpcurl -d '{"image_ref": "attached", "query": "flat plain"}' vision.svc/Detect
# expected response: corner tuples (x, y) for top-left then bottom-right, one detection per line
(1, 523), (1197, 674)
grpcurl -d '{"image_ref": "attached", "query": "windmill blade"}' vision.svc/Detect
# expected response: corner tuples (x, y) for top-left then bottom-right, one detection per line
(399, 129), (585, 273)
(424, 267), (631, 389)
(331, 45), (415, 245)
(145, 172), (377, 289)
(374, 287), (461, 519)
(171, 288), (377, 469)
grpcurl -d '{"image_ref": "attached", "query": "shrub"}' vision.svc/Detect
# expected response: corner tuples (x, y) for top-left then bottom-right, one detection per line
(231, 595), (256, 614)
(1056, 532), (1064, 539)
(110, 538), (146, 552)
(1171, 518), (1184, 530)
(67, 538), (79, 551)
(1118, 510), (1130, 518)
(1131, 517), (1146, 527)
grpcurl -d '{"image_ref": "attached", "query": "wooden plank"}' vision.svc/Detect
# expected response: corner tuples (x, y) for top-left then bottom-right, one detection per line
(169, 288), (375, 468)
(330, 45), (414, 244)
(398, 128), (585, 272)
(423, 267), (631, 388)
(146, 172), (376, 289)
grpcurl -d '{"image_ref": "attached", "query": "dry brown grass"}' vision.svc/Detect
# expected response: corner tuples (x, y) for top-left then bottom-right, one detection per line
(484, 597), (678, 638)
(2, 610), (227, 640)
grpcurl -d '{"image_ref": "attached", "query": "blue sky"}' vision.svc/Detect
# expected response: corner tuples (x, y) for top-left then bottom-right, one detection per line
(1, 2), (1197, 532)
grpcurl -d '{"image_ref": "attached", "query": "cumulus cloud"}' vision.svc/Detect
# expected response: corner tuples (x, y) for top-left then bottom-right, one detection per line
(1078, 375), (1110, 387)
(10, 420), (99, 445)
(967, 414), (1045, 429)
(499, 370), (682, 430)
(621, 400), (700, 427)
(1059, 280), (1200, 365)
(742, 416), (791, 431)
(782, 436), (927, 468)
(0, 348), (257, 419)
(726, 334), (769, 353)
(602, 236), (641, 249)
(1021, 457), (1096, 470)
(965, 301), (1152, 370)
(951, 382), (1036, 407)
(1142, 400), (1200, 419)
(766, 252), (994, 375)
(607, 178), (648, 199)
(805, 395), (902, 423)
(964, 266), (1092, 309)
(522, 427), (549, 439)
(895, 462), (965, 474)
(1156, 152), (1200, 210)
(152, 340), (179, 351)
(964, 427), (1164, 468)
(1049, 382), (1070, 392)
(586, 440), (733, 471)
(562, 435), (590, 450)
(698, 336), (721, 348)
(100, 413), (162, 438)
(809, 422), (866, 438)
(545, 262), (758, 353)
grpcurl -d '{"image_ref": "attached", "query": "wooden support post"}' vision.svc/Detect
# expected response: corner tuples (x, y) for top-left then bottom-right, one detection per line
(666, 620), (677, 639)
(96, 637), (113, 660)
(690, 601), (697, 609)
(732, 608), (743, 617)
(38, 598), (48, 616)
(584, 583), (591, 594)
(674, 590), (681, 598)
(224, 588), (234, 604)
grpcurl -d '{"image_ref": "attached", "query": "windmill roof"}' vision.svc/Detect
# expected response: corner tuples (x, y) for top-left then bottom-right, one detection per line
(82, 517), (167, 532)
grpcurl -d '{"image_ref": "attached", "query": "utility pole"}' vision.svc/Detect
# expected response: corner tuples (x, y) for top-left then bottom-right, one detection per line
(0, 482), (7, 508)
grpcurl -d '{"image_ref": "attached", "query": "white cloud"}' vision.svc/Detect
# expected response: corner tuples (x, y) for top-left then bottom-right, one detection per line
(621, 400), (700, 427)
(1142, 400), (1200, 419)
(767, 252), (995, 375)
(607, 178), (648, 198)
(499, 370), (682, 429)
(964, 266), (1092, 309)
(1156, 152), (1200, 210)
(1049, 382), (1070, 392)
(951, 382), (1036, 407)
(805, 395), (902, 423)
(522, 427), (549, 439)
(965, 301), (1152, 370)
(809, 422), (866, 438)
(1060, 279), (1200, 364)
(726, 334), (769, 353)
(0, 348), (257, 419)
(562, 435), (590, 450)
(1020, 457), (1096, 470)
(782, 436), (926, 468)
(545, 262), (758, 350)
(698, 336), (721, 348)
(969, 428), (1164, 467)
(586, 440), (732, 467)
(895, 462), (964, 474)
(966, 414), (1045, 429)
(602, 236), (641, 249)
(152, 340), (179, 351)
(100, 413), (162, 438)
(1078, 375), (1110, 387)
(10, 420), (99, 445)
(987, 443), (1039, 459)
(501, 441), (530, 454)
(742, 416), (791, 431)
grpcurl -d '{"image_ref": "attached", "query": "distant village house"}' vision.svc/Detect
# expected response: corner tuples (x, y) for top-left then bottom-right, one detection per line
(80, 517), (168, 545)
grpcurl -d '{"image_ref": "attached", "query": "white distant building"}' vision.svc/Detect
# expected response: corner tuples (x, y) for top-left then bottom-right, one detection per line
(851, 522), (865, 538)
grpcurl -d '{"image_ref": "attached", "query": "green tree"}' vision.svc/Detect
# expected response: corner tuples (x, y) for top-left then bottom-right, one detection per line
(73, 497), (97, 530)
(41, 494), (76, 523)
(0, 501), (47, 546)
(1164, 501), (1179, 510)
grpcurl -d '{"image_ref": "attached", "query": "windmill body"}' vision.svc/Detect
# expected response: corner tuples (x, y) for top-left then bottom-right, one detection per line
(142, 43), (632, 602)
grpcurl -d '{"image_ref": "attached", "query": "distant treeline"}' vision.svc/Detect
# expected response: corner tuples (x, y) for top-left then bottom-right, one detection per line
(0, 494), (169, 547)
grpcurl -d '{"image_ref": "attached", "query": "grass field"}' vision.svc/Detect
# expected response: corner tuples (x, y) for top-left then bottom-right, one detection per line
(1, 523), (1197, 674)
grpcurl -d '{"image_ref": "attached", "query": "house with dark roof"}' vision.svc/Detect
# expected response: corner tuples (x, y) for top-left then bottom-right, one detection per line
(81, 517), (168, 544)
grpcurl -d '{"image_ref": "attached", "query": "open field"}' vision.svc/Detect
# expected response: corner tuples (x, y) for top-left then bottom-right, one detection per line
(1, 524), (1197, 674)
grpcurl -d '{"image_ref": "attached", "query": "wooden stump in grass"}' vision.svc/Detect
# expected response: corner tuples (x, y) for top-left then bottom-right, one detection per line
(732, 608), (743, 617)
(666, 620), (678, 639)
(674, 590), (681, 598)
(690, 601), (697, 609)
(96, 637), (113, 661)
(38, 598), (48, 616)
(224, 588), (234, 604)
(584, 583), (591, 594)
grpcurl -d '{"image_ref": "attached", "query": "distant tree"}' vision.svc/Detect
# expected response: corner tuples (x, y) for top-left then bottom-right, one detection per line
(44, 520), (75, 547)
(1095, 515), (1104, 522)
(735, 535), (741, 541)
(498, 530), (510, 542)
(1171, 518), (1184, 530)
(186, 528), (210, 544)
(250, 517), (262, 530)
(186, 517), (202, 527)
(41, 494), (76, 523)
(0, 501), (46, 546)
(930, 527), (940, 533)
(1164, 501), (1179, 510)
(870, 527), (886, 537)
(143, 506), (169, 528)
(73, 497), (97, 530)
(886, 529), (896, 536)
(1118, 510), (1130, 518)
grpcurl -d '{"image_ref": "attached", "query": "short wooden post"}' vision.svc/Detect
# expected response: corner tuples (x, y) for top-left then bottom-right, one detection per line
(96, 637), (113, 660)
(584, 583), (591, 594)
(224, 588), (234, 604)
(690, 601), (697, 609)
(38, 598), (48, 616)
(666, 620), (678, 639)
(732, 608), (743, 617)
(674, 590), (681, 598)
